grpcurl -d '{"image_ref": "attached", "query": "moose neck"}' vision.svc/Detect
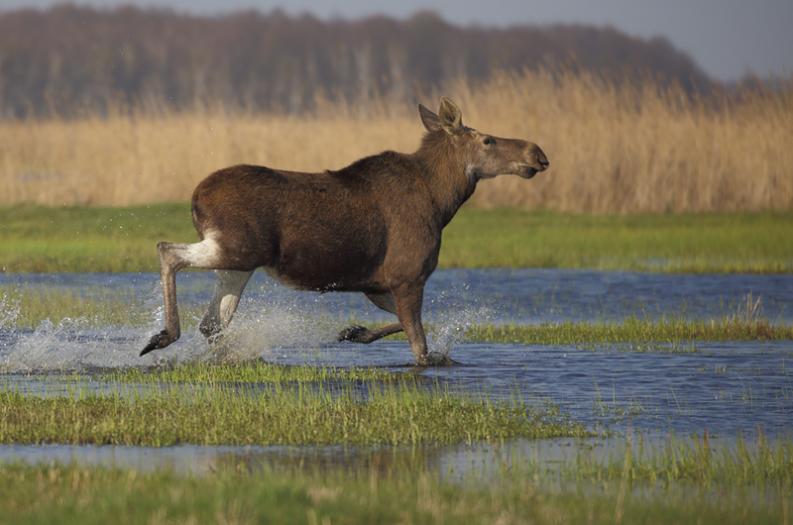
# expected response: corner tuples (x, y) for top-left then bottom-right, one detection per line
(414, 131), (478, 228)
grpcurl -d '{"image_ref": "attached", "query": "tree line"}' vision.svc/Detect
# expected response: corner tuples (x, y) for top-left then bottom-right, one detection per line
(0, 5), (714, 118)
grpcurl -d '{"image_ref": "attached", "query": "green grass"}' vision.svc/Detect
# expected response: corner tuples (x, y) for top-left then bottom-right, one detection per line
(0, 437), (790, 525)
(0, 382), (587, 446)
(103, 361), (398, 384)
(442, 208), (793, 272)
(1, 204), (792, 272)
(0, 204), (191, 273)
(572, 434), (793, 487)
(468, 317), (793, 346)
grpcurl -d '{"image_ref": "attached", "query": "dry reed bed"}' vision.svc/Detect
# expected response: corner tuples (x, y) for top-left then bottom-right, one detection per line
(1, 71), (791, 212)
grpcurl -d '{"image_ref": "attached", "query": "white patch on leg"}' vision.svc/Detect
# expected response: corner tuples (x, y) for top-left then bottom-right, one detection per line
(180, 230), (222, 268)
(219, 295), (239, 326)
(218, 271), (251, 326)
(207, 270), (253, 328)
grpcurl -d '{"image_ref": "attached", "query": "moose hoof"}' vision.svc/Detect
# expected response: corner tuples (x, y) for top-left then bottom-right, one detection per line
(337, 325), (370, 343)
(415, 352), (454, 367)
(199, 320), (221, 340)
(140, 330), (176, 356)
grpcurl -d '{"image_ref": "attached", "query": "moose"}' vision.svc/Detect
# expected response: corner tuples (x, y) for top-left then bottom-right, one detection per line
(141, 98), (549, 366)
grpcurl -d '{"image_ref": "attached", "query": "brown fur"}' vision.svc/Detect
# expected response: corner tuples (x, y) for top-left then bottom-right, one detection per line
(141, 98), (549, 366)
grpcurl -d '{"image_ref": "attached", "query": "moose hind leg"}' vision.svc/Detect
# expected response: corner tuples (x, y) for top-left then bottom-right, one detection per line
(199, 270), (253, 341)
(365, 292), (397, 314)
(338, 323), (403, 343)
(337, 292), (404, 344)
(141, 236), (224, 356)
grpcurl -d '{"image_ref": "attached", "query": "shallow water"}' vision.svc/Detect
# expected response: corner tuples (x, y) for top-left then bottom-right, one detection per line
(1, 270), (791, 472)
(2, 268), (792, 323)
(0, 438), (640, 477)
(0, 434), (777, 481)
(250, 340), (793, 438)
(2, 338), (791, 438)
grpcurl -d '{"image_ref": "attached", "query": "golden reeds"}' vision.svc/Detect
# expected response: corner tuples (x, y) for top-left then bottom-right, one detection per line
(1, 70), (791, 213)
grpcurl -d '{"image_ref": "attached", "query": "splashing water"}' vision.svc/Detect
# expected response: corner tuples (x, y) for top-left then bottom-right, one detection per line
(425, 283), (495, 361)
(0, 293), (20, 330)
(0, 283), (369, 373)
(0, 282), (204, 372)
(0, 312), (331, 374)
(204, 294), (344, 364)
(0, 274), (493, 372)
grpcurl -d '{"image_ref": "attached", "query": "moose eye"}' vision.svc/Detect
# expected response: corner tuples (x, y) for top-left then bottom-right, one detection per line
(483, 137), (496, 146)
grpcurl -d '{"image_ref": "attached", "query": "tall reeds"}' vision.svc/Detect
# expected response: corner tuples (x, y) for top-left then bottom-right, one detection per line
(1, 70), (791, 213)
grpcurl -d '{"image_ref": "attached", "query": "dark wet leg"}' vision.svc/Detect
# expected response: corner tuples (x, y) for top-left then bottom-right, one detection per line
(337, 323), (403, 343)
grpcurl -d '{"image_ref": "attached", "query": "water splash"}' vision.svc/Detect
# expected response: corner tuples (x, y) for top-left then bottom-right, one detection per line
(425, 282), (495, 360)
(0, 283), (349, 373)
(0, 274), (496, 372)
(203, 295), (343, 363)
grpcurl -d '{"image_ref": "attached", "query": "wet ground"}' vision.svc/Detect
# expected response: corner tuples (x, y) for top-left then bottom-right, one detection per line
(1, 270), (791, 471)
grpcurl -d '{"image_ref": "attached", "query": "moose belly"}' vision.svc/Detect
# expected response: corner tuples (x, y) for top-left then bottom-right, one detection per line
(269, 227), (386, 292)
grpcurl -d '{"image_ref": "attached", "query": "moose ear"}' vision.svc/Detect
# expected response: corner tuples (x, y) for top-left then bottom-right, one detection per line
(438, 97), (463, 134)
(418, 103), (441, 132)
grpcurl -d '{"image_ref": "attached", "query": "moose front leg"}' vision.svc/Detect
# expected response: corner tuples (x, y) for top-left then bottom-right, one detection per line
(392, 283), (430, 366)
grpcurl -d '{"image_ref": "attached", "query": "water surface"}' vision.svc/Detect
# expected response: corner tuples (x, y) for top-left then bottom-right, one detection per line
(2, 269), (791, 324)
(1, 270), (791, 472)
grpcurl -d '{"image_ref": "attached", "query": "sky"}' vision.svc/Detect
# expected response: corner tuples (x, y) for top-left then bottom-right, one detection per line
(1, 0), (792, 81)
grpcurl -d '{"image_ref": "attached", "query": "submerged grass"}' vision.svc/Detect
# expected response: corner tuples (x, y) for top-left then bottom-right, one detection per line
(0, 381), (587, 446)
(1, 205), (792, 272)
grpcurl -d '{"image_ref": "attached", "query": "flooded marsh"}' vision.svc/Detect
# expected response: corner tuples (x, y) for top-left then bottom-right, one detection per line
(0, 268), (791, 524)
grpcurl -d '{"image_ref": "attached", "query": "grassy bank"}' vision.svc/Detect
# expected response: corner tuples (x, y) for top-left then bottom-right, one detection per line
(0, 382), (586, 446)
(1, 205), (792, 272)
(0, 438), (790, 525)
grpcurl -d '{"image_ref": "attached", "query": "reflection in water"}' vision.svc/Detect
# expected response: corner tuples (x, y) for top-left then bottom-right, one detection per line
(0, 433), (777, 483)
(0, 443), (441, 477)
